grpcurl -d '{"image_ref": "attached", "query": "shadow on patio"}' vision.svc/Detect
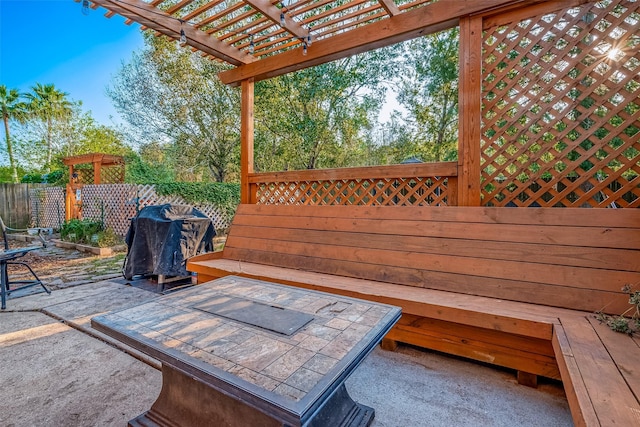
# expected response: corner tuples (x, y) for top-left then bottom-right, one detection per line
(0, 252), (571, 426)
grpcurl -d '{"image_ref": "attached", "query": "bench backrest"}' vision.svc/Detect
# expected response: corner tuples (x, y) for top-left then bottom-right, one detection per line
(223, 204), (640, 314)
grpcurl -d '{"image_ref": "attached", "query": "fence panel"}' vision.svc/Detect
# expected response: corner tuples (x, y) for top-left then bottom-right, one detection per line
(0, 183), (48, 229)
(24, 184), (232, 236)
(81, 184), (231, 235)
(30, 186), (65, 229)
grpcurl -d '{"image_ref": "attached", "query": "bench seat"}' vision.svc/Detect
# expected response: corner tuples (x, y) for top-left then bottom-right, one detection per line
(187, 204), (640, 426)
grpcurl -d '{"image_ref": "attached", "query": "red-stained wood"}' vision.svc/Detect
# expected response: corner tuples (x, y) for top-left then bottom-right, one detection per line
(457, 15), (482, 206)
(558, 316), (640, 426)
(552, 325), (598, 427)
(186, 203), (640, 426)
(240, 79), (255, 204)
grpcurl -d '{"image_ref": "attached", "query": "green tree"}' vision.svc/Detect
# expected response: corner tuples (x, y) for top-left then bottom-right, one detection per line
(397, 28), (459, 162)
(108, 35), (240, 182)
(25, 83), (73, 170)
(255, 48), (399, 171)
(0, 85), (26, 183)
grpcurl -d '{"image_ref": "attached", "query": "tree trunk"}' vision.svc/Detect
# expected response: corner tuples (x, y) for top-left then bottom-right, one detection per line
(3, 114), (18, 183)
(46, 116), (52, 172)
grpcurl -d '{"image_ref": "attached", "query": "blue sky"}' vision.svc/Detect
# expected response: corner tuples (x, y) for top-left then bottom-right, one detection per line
(0, 0), (145, 125)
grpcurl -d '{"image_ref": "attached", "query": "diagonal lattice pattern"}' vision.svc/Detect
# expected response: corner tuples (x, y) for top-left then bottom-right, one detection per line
(255, 177), (450, 205)
(482, 0), (640, 207)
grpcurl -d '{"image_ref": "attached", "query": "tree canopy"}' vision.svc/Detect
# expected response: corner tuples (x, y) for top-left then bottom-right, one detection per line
(1, 27), (460, 184)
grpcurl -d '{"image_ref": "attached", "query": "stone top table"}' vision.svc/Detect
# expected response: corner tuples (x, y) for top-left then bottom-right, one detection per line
(92, 275), (401, 427)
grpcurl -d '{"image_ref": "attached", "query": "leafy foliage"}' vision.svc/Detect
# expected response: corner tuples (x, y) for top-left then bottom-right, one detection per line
(24, 83), (74, 171)
(20, 170), (64, 184)
(0, 85), (26, 183)
(59, 218), (123, 247)
(154, 182), (240, 218)
(395, 28), (460, 162)
(108, 35), (239, 182)
(596, 284), (640, 336)
(60, 219), (104, 244)
(255, 49), (399, 171)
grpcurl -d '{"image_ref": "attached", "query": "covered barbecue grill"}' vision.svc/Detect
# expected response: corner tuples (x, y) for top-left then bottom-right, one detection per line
(123, 204), (216, 281)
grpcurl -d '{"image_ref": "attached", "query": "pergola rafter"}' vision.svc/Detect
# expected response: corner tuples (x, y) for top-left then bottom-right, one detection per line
(78, 0), (637, 210)
(89, 0), (254, 65)
(79, 0), (563, 81)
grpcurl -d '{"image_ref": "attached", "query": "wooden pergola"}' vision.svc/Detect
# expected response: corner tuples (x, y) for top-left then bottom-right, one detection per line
(79, 3), (640, 425)
(63, 153), (125, 220)
(79, 0), (638, 209)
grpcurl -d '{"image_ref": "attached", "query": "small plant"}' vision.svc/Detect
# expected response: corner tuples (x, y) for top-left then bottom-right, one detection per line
(596, 283), (640, 336)
(95, 228), (124, 248)
(60, 219), (102, 244)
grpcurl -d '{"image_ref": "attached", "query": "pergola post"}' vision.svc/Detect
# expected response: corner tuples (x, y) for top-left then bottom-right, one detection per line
(65, 165), (75, 221)
(457, 15), (483, 207)
(240, 78), (255, 204)
(93, 160), (102, 184)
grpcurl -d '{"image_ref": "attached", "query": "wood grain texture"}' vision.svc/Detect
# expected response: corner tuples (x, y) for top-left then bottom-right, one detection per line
(187, 203), (640, 426)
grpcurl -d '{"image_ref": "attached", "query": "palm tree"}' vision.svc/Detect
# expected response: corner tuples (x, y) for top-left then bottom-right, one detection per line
(0, 85), (25, 183)
(25, 83), (73, 171)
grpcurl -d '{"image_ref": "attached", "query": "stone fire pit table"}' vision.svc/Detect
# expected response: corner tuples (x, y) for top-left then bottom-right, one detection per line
(92, 275), (401, 427)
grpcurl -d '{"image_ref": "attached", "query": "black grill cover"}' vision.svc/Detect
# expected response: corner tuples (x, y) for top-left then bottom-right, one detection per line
(123, 204), (216, 280)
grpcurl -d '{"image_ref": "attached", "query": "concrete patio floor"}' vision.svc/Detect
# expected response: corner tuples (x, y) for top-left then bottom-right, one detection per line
(0, 279), (573, 426)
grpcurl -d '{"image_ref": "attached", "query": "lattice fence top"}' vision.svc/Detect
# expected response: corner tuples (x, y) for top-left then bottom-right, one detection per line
(481, 0), (639, 208)
(254, 177), (451, 206)
(136, 184), (231, 231)
(81, 184), (138, 236)
(30, 184), (233, 236)
(30, 187), (65, 229)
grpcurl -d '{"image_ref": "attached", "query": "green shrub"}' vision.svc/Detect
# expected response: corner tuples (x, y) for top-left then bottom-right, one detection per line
(95, 228), (123, 248)
(60, 219), (104, 245)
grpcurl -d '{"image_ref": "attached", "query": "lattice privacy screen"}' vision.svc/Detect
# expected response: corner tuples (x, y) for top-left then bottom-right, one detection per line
(72, 164), (125, 185)
(29, 187), (65, 229)
(255, 177), (451, 206)
(31, 184), (232, 236)
(482, 0), (639, 207)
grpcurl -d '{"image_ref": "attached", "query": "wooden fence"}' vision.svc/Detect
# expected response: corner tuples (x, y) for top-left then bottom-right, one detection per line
(0, 183), (49, 229)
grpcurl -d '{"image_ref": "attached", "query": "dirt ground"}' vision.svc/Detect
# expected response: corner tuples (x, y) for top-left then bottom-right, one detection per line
(5, 238), (126, 291)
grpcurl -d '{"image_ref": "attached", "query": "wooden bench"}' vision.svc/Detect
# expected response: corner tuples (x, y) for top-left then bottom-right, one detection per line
(188, 204), (640, 426)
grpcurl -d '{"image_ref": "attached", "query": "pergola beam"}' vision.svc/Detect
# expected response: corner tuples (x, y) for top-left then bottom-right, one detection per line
(243, 0), (309, 39)
(377, 0), (400, 16)
(89, 0), (254, 66)
(218, 0), (542, 85)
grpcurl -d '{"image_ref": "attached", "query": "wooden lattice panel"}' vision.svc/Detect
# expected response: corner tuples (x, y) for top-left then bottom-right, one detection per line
(481, 0), (640, 207)
(30, 184), (233, 237)
(80, 184), (231, 235)
(255, 177), (450, 206)
(136, 185), (231, 231)
(74, 167), (94, 185)
(100, 165), (126, 184)
(29, 187), (65, 229)
(81, 184), (139, 236)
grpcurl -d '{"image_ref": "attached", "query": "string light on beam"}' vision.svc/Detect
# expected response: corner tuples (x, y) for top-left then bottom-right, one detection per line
(280, 12), (286, 27)
(178, 20), (187, 46)
(81, 0), (90, 16)
(302, 40), (308, 56)
(249, 34), (255, 54)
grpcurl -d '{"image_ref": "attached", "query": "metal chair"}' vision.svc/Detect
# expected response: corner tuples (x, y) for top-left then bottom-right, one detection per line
(0, 216), (50, 310)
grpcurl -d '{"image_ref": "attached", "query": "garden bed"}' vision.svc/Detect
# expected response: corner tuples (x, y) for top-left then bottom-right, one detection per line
(51, 239), (127, 256)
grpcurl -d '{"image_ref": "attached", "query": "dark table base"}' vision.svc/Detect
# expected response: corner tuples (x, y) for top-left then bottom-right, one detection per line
(129, 364), (374, 427)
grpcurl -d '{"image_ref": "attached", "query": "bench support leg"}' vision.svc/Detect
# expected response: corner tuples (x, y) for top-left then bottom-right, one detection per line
(517, 371), (538, 388)
(380, 338), (398, 351)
